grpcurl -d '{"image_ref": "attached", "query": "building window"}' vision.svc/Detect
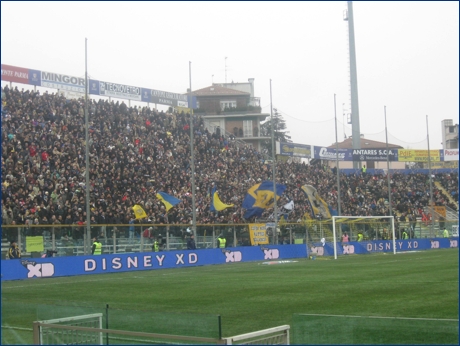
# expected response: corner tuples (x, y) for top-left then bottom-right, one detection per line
(220, 100), (236, 111)
(196, 100), (200, 109)
(449, 126), (456, 133)
(243, 120), (253, 137)
(447, 139), (458, 149)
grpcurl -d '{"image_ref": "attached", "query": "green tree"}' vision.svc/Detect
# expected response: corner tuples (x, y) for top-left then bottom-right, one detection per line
(260, 108), (292, 157)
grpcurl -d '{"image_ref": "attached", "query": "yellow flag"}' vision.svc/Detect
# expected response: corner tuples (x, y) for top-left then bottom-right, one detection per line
(132, 205), (147, 220)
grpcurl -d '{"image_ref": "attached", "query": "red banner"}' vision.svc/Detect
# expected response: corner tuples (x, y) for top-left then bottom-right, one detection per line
(1, 64), (29, 84)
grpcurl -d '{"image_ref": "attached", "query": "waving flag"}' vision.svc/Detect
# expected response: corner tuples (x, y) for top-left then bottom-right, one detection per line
(242, 181), (286, 219)
(301, 185), (331, 219)
(210, 186), (234, 211)
(156, 191), (181, 212)
(132, 204), (147, 220)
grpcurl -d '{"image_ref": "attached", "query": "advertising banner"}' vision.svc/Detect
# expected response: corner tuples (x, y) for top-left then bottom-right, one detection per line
(248, 223), (269, 245)
(398, 149), (442, 162)
(313, 146), (352, 161)
(277, 142), (312, 158)
(352, 149), (398, 161)
(98, 80), (142, 101)
(1, 64), (30, 84)
(1, 245), (307, 281)
(41, 71), (86, 92)
(28, 69), (41, 86)
(88, 79), (100, 95)
(141, 88), (151, 103)
(309, 238), (457, 257)
(151, 89), (189, 107)
(423, 161), (458, 169)
(444, 149), (459, 162)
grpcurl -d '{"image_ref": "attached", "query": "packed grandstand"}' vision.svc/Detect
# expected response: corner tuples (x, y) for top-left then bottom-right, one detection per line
(1, 85), (458, 241)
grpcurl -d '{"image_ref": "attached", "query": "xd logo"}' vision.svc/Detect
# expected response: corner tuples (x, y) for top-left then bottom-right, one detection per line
(26, 263), (55, 278)
(342, 245), (355, 254)
(222, 250), (242, 263)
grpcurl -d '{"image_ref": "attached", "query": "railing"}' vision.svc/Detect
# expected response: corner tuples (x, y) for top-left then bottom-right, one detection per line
(2, 219), (458, 259)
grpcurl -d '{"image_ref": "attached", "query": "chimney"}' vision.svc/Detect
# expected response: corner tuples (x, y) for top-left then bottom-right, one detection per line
(248, 78), (255, 98)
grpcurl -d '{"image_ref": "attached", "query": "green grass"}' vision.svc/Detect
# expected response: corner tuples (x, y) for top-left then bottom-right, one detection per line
(2, 248), (459, 344)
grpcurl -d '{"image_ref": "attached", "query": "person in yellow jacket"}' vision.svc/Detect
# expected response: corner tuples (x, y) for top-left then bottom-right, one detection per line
(152, 236), (159, 252)
(357, 232), (363, 242)
(443, 228), (449, 238)
(92, 237), (102, 255)
(217, 234), (226, 248)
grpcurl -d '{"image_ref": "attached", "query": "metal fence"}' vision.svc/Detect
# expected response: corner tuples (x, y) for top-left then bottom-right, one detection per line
(1, 218), (458, 259)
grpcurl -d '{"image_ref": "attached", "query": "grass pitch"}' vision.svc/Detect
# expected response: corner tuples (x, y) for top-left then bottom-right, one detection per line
(1, 248), (458, 344)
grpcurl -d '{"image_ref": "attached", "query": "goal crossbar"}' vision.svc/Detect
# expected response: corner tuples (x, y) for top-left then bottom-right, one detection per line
(32, 321), (226, 345)
(332, 216), (396, 259)
(223, 325), (290, 345)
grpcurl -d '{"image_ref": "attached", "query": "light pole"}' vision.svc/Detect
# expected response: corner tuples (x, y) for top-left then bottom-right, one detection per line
(84, 38), (91, 254)
(270, 79), (278, 244)
(189, 62), (197, 237)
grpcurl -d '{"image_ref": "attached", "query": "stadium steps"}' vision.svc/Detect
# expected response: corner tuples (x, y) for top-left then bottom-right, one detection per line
(434, 181), (459, 210)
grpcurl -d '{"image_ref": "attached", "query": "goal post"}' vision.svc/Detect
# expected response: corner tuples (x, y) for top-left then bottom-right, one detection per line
(332, 216), (396, 259)
(34, 313), (103, 345)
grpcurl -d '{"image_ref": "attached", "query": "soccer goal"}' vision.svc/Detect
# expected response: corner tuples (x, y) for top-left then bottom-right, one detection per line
(33, 313), (103, 345)
(332, 216), (396, 259)
(223, 325), (290, 345)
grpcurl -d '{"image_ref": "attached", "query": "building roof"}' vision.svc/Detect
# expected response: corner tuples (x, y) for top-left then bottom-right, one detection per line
(192, 85), (250, 97)
(328, 137), (403, 149)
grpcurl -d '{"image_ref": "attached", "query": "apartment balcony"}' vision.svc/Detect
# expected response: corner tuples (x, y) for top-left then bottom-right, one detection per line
(194, 104), (262, 115)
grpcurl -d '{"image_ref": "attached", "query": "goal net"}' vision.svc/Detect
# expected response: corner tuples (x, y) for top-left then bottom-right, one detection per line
(223, 325), (290, 345)
(332, 216), (396, 259)
(34, 313), (103, 345)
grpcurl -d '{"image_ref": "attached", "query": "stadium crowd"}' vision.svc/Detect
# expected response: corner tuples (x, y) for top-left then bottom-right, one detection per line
(1, 85), (458, 239)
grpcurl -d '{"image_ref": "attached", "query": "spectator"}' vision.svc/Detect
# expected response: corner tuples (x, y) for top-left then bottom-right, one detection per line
(8, 240), (21, 259)
(187, 233), (196, 250)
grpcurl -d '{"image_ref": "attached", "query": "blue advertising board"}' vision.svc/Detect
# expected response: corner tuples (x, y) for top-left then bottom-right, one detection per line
(1, 245), (307, 281)
(1, 239), (457, 281)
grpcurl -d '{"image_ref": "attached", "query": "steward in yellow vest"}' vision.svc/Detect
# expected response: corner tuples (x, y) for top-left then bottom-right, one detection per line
(217, 235), (226, 248)
(92, 238), (102, 255)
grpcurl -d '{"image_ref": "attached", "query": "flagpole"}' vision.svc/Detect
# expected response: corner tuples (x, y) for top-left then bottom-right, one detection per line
(270, 79), (278, 244)
(426, 115), (434, 236)
(84, 37), (91, 254)
(189, 61), (197, 237)
(384, 106), (393, 217)
(334, 94), (341, 216)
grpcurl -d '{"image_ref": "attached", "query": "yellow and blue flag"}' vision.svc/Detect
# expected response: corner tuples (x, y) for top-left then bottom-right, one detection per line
(242, 181), (286, 219)
(132, 204), (148, 220)
(156, 191), (181, 212)
(301, 184), (331, 219)
(210, 186), (234, 212)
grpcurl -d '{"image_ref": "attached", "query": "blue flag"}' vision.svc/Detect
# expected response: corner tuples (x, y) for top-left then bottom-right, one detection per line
(242, 181), (286, 219)
(156, 191), (181, 212)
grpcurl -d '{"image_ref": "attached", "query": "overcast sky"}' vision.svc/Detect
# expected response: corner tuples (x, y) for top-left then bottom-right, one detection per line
(1, 1), (458, 149)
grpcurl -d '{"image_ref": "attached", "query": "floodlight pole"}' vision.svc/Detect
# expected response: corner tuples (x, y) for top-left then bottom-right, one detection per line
(426, 115), (434, 236)
(270, 79), (278, 245)
(384, 106), (393, 217)
(84, 38), (91, 255)
(189, 62), (197, 237)
(334, 94), (341, 216)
